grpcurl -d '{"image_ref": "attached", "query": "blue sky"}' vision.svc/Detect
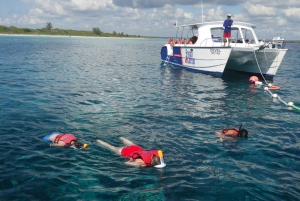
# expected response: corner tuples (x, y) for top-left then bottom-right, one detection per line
(0, 0), (300, 39)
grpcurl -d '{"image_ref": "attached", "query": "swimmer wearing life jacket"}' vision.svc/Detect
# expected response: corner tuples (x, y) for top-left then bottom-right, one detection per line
(215, 124), (248, 140)
(94, 137), (165, 167)
(43, 132), (88, 149)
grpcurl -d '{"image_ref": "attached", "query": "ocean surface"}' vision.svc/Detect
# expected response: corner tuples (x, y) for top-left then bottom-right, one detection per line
(0, 35), (299, 201)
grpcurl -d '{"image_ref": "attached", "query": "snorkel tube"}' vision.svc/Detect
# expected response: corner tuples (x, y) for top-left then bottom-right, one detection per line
(154, 150), (166, 168)
(237, 123), (243, 137)
(71, 143), (89, 149)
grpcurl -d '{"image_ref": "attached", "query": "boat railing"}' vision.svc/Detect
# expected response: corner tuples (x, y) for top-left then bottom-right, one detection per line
(266, 39), (285, 49)
(199, 37), (257, 47)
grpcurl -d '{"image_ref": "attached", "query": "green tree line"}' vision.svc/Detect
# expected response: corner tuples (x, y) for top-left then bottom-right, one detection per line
(0, 22), (145, 38)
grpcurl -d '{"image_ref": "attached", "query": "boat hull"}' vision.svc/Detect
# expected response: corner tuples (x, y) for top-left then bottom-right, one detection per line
(225, 47), (288, 78)
(161, 45), (232, 75)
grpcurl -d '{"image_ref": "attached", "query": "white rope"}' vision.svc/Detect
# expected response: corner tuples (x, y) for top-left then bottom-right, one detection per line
(253, 50), (269, 85)
(263, 48), (280, 63)
(277, 96), (287, 106)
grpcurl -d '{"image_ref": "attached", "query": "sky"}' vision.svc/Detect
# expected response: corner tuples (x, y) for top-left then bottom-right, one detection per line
(0, 0), (300, 39)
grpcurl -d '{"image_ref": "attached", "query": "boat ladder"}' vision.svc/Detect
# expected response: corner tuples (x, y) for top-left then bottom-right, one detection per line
(163, 55), (170, 66)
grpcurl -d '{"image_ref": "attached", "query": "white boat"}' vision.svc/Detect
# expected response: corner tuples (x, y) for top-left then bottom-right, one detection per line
(160, 21), (288, 78)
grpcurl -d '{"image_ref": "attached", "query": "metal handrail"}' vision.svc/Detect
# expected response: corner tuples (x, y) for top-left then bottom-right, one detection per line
(199, 37), (257, 47)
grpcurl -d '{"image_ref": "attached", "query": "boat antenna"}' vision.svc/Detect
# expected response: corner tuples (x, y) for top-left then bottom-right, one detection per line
(201, 0), (203, 23)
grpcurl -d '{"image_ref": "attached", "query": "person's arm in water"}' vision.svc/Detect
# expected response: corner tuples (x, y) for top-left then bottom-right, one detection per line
(124, 158), (146, 167)
(50, 141), (66, 147)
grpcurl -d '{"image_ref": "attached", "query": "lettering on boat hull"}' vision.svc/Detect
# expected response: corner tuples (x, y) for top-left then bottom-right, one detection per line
(210, 48), (221, 55)
(185, 49), (195, 65)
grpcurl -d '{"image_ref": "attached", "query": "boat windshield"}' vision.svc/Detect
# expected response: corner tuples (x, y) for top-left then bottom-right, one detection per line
(241, 28), (255, 44)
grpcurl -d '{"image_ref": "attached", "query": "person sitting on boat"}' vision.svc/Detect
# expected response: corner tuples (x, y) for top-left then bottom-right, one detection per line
(167, 38), (174, 46)
(215, 124), (248, 140)
(174, 39), (180, 44)
(43, 132), (87, 148)
(187, 38), (193, 44)
(180, 37), (186, 44)
(94, 137), (164, 167)
(192, 36), (198, 44)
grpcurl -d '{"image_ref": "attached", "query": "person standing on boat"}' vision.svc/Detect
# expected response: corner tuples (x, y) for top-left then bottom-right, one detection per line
(223, 14), (233, 46)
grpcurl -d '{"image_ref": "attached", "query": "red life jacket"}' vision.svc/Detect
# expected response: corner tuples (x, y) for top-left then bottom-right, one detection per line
(54, 134), (77, 146)
(222, 128), (239, 137)
(132, 150), (159, 167)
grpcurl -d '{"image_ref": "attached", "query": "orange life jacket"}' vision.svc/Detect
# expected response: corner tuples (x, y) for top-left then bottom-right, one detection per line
(222, 128), (239, 137)
(54, 134), (77, 146)
(131, 150), (159, 167)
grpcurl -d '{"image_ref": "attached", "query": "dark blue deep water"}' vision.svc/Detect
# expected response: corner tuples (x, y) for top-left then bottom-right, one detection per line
(0, 36), (299, 201)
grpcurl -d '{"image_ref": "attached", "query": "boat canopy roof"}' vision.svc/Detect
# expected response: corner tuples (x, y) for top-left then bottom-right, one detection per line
(176, 21), (256, 29)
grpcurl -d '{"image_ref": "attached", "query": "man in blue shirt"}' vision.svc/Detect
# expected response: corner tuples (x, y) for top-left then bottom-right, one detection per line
(223, 14), (233, 46)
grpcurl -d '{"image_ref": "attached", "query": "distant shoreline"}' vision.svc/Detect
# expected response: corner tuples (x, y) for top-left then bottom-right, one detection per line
(0, 33), (149, 39)
(0, 34), (298, 42)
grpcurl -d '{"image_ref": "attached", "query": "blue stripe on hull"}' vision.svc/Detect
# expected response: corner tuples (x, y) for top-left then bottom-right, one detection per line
(161, 46), (222, 75)
(161, 46), (182, 65)
(160, 60), (223, 75)
(225, 69), (274, 79)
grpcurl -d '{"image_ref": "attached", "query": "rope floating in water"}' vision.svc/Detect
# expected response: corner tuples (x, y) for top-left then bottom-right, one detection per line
(263, 87), (300, 111)
(252, 49), (299, 111)
(292, 105), (300, 111)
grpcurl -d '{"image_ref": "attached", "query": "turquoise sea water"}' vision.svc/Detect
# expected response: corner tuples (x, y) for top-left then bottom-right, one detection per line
(0, 36), (299, 201)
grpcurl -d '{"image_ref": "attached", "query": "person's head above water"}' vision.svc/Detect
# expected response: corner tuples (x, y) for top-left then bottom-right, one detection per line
(151, 156), (161, 166)
(71, 140), (88, 149)
(237, 129), (248, 137)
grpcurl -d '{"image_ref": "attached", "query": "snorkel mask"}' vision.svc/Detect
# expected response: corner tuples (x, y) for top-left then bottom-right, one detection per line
(154, 150), (166, 168)
(71, 142), (88, 149)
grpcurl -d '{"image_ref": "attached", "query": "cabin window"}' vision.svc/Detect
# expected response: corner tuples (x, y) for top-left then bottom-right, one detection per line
(241, 28), (255, 44)
(210, 28), (223, 42)
(230, 28), (243, 43)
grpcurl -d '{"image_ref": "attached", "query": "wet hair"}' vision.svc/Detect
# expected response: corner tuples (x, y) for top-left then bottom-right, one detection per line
(238, 129), (248, 137)
(73, 141), (83, 148)
(151, 156), (161, 166)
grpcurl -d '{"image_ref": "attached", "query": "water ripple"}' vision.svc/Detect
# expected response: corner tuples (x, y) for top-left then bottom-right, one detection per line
(0, 37), (299, 200)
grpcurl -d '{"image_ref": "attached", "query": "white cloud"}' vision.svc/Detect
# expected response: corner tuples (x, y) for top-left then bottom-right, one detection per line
(205, 6), (224, 21)
(242, 2), (277, 17)
(0, 17), (12, 25)
(282, 7), (300, 21)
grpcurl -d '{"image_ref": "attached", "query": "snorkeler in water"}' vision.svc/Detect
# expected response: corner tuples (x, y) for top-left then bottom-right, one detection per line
(43, 132), (88, 149)
(215, 123), (248, 140)
(94, 137), (166, 168)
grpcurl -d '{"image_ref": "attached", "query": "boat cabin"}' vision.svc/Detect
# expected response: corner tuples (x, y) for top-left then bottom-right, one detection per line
(173, 21), (259, 47)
